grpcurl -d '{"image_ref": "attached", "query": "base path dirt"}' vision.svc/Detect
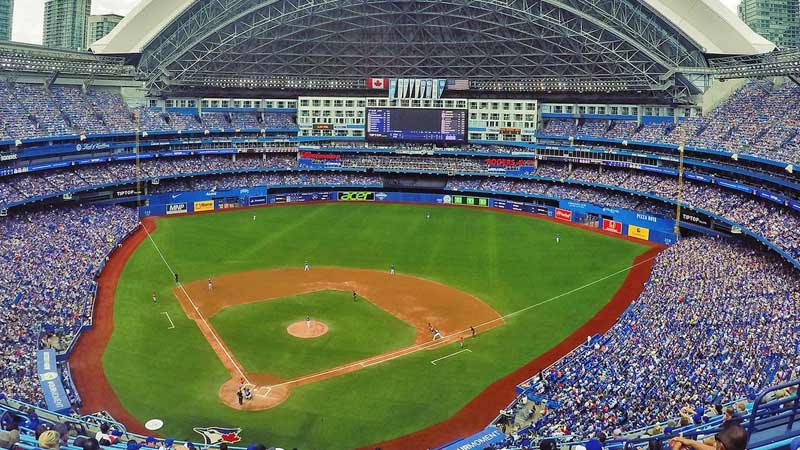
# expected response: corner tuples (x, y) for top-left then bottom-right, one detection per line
(173, 267), (505, 410)
(287, 320), (328, 338)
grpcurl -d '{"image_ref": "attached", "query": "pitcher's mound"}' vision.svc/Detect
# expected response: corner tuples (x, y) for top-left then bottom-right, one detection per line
(287, 320), (328, 338)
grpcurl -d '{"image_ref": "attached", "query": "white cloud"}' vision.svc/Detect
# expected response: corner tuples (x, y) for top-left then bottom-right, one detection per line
(11, 0), (139, 45)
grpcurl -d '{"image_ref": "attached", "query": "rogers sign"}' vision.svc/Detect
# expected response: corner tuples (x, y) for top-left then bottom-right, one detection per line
(300, 151), (341, 160)
(485, 158), (531, 167)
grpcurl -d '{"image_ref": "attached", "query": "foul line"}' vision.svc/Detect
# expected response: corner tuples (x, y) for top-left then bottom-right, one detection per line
(431, 349), (472, 365)
(143, 225), (251, 385)
(160, 312), (175, 329)
(263, 253), (659, 390)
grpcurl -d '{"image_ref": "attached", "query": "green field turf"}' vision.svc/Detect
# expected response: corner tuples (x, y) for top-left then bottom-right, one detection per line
(210, 290), (416, 378)
(105, 203), (650, 449)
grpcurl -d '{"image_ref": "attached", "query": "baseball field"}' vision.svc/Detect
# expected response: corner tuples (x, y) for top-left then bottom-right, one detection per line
(76, 202), (655, 449)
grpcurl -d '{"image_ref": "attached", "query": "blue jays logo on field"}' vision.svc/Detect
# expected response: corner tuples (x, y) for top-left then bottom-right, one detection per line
(193, 427), (242, 445)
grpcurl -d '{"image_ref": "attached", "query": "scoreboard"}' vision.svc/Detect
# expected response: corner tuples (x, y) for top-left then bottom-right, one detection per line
(366, 108), (467, 144)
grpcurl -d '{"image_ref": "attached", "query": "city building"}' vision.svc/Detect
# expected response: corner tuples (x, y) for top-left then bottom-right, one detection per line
(739, 0), (800, 48)
(0, 0), (13, 42)
(43, 0), (92, 51)
(86, 14), (123, 49)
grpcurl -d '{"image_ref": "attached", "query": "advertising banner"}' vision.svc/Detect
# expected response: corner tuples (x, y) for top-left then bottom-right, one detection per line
(166, 203), (188, 215)
(555, 208), (572, 221)
(37, 349), (71, 414)
(113, 187), (142, 198)
(492, 199), (525, 212)
(680, 210), (710, 228)
(439, 426), (505, 450)
(271, 192), (333, 203)
(216, 197), (240, 209)
(249, 195), (267, 206)
(627, 225), (650, 240)
(337, 191), (375, 201)
(602, 218), (622, 234)
(373, 192), (444, 203)
(194, 200), (215, 212)
(446, 195), (489, 207)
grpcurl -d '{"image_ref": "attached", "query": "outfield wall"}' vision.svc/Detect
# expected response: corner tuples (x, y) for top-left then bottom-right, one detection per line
(138, 188), (678, 245)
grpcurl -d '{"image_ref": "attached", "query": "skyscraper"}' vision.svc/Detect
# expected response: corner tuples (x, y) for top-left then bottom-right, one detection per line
(0, 0), (13, 42)
(86, 14), (123, 48)
(43, 0), (92, 51)
(739, 0), (800, 48)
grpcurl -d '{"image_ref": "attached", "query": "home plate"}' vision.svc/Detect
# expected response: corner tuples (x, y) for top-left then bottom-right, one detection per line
(145, 419), (164, 431)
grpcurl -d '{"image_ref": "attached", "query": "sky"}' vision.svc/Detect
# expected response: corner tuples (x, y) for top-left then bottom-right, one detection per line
(11, 0), (743, 46)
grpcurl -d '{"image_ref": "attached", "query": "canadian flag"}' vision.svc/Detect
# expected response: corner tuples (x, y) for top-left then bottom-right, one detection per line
(367, 77), (388, 89)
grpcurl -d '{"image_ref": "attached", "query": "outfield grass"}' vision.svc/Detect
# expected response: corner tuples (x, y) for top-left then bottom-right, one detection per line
(105, 203), (649, 449)
(210, 290), (416, 378)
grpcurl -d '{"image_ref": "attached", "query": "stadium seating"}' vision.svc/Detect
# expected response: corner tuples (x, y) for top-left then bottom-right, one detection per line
(499, 235), (799, 445)
(0, 206), (138, 407)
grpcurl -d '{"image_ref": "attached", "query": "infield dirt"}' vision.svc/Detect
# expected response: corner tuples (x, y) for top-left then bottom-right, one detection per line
(173, 267), (504, 410)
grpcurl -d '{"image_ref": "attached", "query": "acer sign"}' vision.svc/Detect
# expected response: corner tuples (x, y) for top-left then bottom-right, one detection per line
(555, 208), (572, 221)
(338, 191), (375, 201)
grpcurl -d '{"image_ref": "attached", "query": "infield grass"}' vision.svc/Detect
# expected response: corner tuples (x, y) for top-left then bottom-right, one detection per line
(105, 202), (650, 449)
(210, 290), (416, 378)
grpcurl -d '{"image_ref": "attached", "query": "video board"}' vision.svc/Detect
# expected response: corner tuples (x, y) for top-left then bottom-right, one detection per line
(366, 108), (467, 143)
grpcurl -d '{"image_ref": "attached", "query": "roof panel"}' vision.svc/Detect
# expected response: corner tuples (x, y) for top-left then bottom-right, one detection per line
(643, 0), (775, 55)
(90, 0), (194, 54)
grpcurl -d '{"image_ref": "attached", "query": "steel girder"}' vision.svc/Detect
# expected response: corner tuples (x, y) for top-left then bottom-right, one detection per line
(137, 0), (708, 96)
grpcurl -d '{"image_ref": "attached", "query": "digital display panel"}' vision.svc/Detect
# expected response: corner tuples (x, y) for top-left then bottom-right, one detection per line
(366, 108), (467, 143)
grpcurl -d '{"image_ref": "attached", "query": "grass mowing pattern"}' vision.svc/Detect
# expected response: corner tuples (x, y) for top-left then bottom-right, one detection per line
(210, 290), (416, 378)
(105, 203), (649, 449)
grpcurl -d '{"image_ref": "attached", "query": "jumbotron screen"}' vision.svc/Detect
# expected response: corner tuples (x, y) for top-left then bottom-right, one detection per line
(366, 108), (467, 144)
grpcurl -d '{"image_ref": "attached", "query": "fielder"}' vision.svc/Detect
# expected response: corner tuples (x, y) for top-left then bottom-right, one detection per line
(390, 264), (395, 275)
(207, 277), (213, 290)
(304, 260), (310, 271)
(306, 315), (311, 328)
(555, 233), (560, 244)
(426, 211), (431, 220)
(151, 292), (157, 304)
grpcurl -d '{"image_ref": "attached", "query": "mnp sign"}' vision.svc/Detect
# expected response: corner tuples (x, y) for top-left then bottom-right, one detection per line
(166, 203), (188, 215)
(438, 426), (505, 450)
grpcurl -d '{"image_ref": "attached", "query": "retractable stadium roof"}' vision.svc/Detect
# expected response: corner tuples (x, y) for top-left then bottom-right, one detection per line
(93, 0), (774, 101)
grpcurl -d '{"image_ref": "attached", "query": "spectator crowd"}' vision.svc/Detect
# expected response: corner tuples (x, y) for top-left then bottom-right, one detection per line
(501, 236), (799, 444)
(0, 206), (138, 406)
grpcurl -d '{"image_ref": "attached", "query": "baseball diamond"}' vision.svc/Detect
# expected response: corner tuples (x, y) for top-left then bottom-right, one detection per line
(3, 4), (800, 450)
(78, 203), (653, 448)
